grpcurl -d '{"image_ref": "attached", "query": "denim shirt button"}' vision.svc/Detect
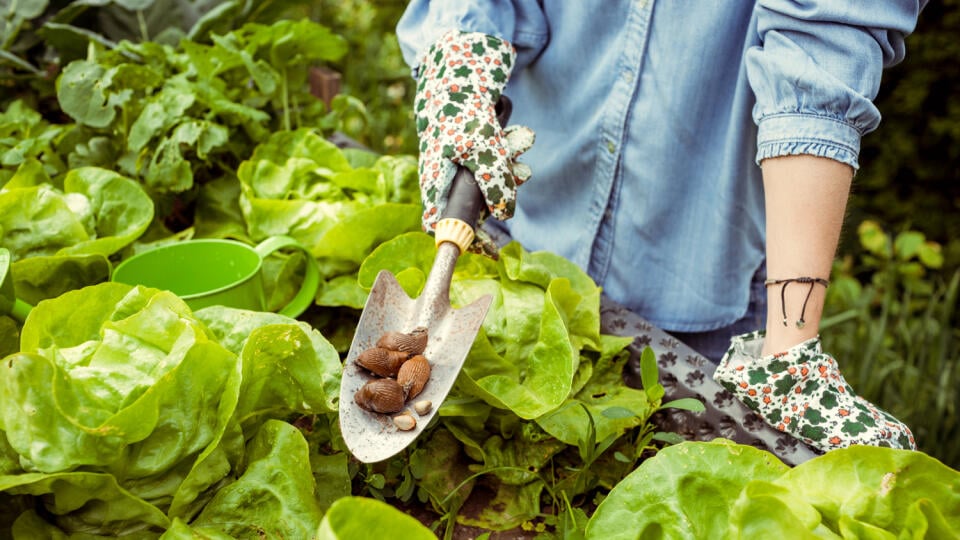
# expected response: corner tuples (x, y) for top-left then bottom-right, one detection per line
(606, 140), (616, 154)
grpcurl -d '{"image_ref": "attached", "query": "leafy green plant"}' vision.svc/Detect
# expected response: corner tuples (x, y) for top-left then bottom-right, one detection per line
(345, 236), (704, 537)
(852, 0), (960, 273)
(2, 2), (958, 538)
(308, 0), (418, 154)
(51, 18), (348, 195)
(0, 284), (345, 536)
(823, 220), (960, 469)
(316, 496), (437, 540)
(585, 440), (960, 539)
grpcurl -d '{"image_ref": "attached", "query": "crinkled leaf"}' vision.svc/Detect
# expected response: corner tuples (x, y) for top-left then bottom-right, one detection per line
(0, 184), (90, 259)
(730, 445), (960, 537)
(191, 421), (323, 538)
(312, 203), (420, 265)
(457, 480), (545, 532)
(240, 129), (351, 188)
(3, 285), (239, 491)
(356, 231), (436, 295)
(59, 167), (154, 256)
(128, 79), (196, 152)
(259, 248), (307, 312)
(585, 440), (789, 540)
(0, 166), (151, 262)
(537, 386), (652, 448)
(145, 137), (193, 193)
(499, 242), (602, 351)
(194, 306), (343, 420)
(0, 471), (171, 535)
(239, 192), (349, 252)
(261, 19), (347, 67)
(11, 253), (110, 305)
(409, 428), (476, 513)
(479, 423), (566, 486)
(372, 154), (420, 204)
(19, 282), (132, 349)
(459, 278), (581, 419)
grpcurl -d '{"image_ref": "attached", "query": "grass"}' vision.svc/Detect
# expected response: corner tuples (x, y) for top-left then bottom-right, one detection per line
(822, 236), (959, 469)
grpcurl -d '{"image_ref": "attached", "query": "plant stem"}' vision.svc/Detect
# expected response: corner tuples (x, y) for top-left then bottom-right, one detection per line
(282, 68), (291, 131)
(137, 10), (149, 42)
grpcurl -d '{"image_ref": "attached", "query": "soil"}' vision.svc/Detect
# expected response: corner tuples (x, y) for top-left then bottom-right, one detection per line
(399, 486), (543, 540)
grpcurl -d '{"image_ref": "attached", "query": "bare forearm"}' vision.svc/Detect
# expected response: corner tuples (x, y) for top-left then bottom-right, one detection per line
(760, 155), (853, 356)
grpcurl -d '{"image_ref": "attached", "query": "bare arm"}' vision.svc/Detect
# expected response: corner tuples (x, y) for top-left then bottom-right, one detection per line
(760, 154), (853, 356)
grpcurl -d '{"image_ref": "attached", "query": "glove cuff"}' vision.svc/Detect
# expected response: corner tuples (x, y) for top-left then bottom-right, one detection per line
(419, 30), (516, 82)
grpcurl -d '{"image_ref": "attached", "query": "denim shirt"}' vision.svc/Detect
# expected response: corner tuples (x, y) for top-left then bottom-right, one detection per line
(396, 1), (923, 333)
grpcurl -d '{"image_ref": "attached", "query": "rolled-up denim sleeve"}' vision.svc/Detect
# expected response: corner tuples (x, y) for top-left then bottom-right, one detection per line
(746, 1), (925, 169)
(396, 0), (549, 75)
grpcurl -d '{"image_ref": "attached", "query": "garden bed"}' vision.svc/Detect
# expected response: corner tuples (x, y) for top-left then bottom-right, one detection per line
(1, 3), (958, 538)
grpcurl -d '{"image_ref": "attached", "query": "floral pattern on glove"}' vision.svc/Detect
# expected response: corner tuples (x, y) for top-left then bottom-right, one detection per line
(713, 331), (917, 452)
(414, 30), (535, 231)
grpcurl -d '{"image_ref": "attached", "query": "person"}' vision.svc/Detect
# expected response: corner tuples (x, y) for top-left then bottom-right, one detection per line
(395, 2), (923, 453)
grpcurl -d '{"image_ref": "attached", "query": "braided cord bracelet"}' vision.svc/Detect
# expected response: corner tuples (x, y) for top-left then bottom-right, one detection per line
(764, 277), (830, 329)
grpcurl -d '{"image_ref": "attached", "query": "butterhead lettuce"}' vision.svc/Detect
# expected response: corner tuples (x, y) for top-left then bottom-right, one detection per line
(585, 440), (960, 539)
(0, 283), (344, 537)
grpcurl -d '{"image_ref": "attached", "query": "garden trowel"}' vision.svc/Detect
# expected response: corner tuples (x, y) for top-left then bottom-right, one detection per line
(339, 96), (513, 463)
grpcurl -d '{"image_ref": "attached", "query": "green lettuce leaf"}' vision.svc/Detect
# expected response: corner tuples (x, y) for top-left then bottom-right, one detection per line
(0, 472), (171, 536)
(188, 420), (323, 538)
(317, 496), (436, 540)
(2, 284), (242, 507)
(10, 253), (111, 306)
(730, 446), (960, 538)
(193, 306), (343, 424)
(585, 440), (789, 540)
(236, 130), (422, 310)
(0, 166), (152, 260)
(586, 441), (960, 539)
(453, 244), (604, 419)
(236, 130), (420, 258)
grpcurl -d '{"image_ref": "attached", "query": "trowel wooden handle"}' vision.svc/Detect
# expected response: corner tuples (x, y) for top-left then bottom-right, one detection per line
(436, 95), (513, 252)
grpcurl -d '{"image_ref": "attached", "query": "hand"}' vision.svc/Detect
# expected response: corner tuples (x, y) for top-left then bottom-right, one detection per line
(414, 30), (535, 231)
(714, 331), (916, 452)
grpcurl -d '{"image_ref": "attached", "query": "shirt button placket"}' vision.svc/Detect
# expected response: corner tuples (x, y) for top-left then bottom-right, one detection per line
(587, 0), (651, 281)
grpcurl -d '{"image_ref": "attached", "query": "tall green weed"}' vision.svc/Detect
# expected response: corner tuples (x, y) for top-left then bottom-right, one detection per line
(823, 220), (959, 469)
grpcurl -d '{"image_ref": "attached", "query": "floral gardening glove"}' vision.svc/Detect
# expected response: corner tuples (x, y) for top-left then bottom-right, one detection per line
(415, 30), (535, 231)
(714, 331), (917, 452)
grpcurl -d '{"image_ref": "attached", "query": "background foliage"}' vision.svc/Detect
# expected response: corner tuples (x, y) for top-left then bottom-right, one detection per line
(849, 0), (960, 272)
